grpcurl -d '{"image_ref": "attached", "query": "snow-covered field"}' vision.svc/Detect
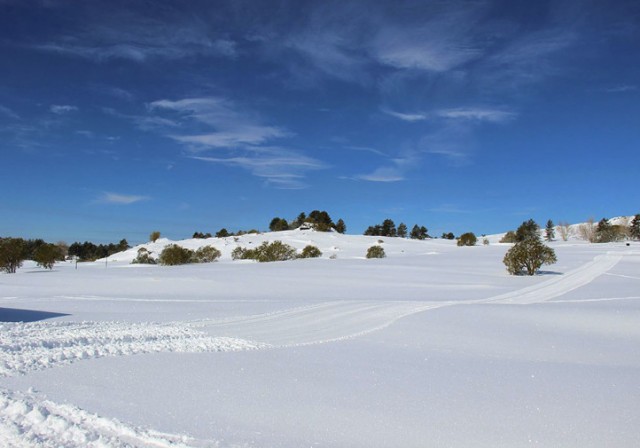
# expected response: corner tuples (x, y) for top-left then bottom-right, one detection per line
(1, 230), (639, 447)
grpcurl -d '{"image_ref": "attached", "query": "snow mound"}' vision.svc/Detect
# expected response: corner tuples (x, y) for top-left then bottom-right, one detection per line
(0, 388), (213, 448)
(0, 321), (267, 377)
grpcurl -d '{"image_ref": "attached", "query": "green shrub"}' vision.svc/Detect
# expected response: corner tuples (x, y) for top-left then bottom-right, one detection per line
(254, 241), (297, 262)
(503, 238), (557, 276)
(0, 237), (25, 274)
(457, 232), (477, 247)
(366, 245), (386, 259)
(193, 245), (221, 263)
(231, 246), (250, 260)
(299, 245), (322, 259)
(33, 243), (61, 269)
(132, 247), (156, 264)
(500, 231), (517, 243)
(158, 244), (194, 266)
(232, 241), (297, 262)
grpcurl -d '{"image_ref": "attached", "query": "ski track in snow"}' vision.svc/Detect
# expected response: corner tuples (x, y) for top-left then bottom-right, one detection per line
(193, 301), (453, 347)
(483, 253), (623, 305)
(0, 252), (629, 447)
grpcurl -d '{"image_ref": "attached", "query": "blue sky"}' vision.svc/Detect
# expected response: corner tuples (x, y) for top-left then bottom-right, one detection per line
(1, 0), (638, 243)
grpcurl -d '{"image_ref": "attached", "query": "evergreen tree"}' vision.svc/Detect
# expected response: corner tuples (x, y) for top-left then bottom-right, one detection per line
(441, 232), (455, 240)
(334, 219), (346, 234)
(515, 219), (540, 242)
(595, 217), (616, 243)
(215, 228), (230, 238)
(545, 220), (555, 242)
(381, 219), (397, 237)
(150, 231), (161, 243)
(290, 212), (307, 229)
(397, 223), (408, 238)
(630, 214), (640, 240)
(411, 225), (428, 240)
(269, 217), (289, 232)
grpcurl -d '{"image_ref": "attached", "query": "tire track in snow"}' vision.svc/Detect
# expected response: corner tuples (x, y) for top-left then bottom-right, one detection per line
(0, 321), (267, 378)
(194, 301), (452, 346)
(0, 388), (218, 448)
(483, 253), (623, 305)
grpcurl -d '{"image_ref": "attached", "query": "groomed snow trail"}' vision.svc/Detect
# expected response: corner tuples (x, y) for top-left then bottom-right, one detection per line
(195, 301), (451, 346)
(0, 388), (217, 448)
(0, 321), (267, 378)
(484, 253), (623, 305)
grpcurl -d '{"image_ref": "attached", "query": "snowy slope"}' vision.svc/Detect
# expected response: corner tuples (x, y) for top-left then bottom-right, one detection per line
(1, 230), (639, 447)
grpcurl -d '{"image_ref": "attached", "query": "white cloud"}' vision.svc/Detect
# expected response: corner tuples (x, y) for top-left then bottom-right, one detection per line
(192, 148), (326, 190)
(50, 105), (78, 114)
(33, 12), (238, 63)
(436, 108), (516, 123)
(99, 192), (149, 204)
(603, 85), (637, 93)
(356, 167), (405, 182)
(381, 109), (428, 122)
(149, 97), (289, 149)
(0, 105), (19, 119)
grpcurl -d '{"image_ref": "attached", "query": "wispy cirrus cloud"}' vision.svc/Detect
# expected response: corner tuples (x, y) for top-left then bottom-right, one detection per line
(31, 9), (237, 63)
(192, 148), (326, 189)
(354, 154), (418, 183)
(98, 192), (149, 205)
(602, 84), (637, 93)
(50, 105), (78, 114)
(142, 96), (324, 188)
(381, 109), (428, 122)
(436, 107), (516, 123)
(383, 106), (516, 123)
(0, 105), (20, 119)
(148, 97), (289, 150)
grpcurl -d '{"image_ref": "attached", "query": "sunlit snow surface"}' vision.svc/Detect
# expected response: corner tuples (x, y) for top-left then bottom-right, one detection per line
(1, 230), (639, 447)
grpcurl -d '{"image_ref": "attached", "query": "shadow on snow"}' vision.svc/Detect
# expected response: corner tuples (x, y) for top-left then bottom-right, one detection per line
(0, 307), (70, 323)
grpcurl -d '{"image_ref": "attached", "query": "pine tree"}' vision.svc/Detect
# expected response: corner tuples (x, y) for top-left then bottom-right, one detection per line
(515, 219), (540, 242)
(334, 219), (346, 234)
(545, 220), (555, 242)
(397, 223), (408, 238)
(411, 225), (428, 240)
(630, 214), (640, 240)
(381, 219), (397, 237)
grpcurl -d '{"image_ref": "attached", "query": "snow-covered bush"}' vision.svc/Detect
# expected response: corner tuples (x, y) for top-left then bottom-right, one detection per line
(299, 245), (322, 259)
(132, 248), (156, 265)
(366, 245), (386, 259)
(503, 239), (557, 276)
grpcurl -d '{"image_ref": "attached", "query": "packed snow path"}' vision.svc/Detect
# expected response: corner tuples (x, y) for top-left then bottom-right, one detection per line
(485, 252), (623, 305)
